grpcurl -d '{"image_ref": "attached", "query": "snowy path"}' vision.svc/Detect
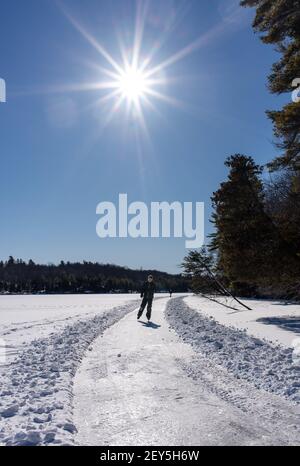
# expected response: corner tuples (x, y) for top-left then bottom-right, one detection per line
(73, 298), (299, 446)
(0, 299), (140, 446)
(0, 294), (140, 363)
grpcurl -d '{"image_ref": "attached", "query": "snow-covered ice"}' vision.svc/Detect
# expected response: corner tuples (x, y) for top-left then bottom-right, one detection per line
(74, 298), (300, 445)
(185, 295), (300, 348)
(166, 298), (300, 404)
(0, 294), (139, 363)
(1, 293), (299, 446)
(0, 294), (140, 445)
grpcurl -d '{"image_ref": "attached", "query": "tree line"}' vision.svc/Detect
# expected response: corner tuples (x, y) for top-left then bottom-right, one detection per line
(0, 257), (189, 294)
(182, 0), (300, 300)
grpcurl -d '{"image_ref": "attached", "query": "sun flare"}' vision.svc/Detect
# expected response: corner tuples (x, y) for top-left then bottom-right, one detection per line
(28, 0), (239, 136)
(59, 0), (218, 133)
(117, 66), (149, 103)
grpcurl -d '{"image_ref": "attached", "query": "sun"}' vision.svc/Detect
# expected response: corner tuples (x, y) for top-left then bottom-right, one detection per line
(117, 66), (149, 103)
(60, 2), (206, 131)
(37, 1), (234, 135)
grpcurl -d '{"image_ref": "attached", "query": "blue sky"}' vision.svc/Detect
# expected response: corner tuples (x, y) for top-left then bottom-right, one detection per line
(0, 0), (287, 273)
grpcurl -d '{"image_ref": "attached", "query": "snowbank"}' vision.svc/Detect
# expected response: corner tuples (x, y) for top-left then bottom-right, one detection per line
(0, 294), (140, 363)
(185, 295), (300, 348)
(0, 300), (138, 446)
(166, 298), (300, 404)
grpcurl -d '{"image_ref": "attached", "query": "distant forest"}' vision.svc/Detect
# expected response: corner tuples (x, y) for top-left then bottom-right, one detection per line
(0, 256), (189, 294)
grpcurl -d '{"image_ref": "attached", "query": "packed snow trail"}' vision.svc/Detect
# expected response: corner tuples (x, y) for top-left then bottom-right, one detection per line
(73, 298), (299, 445)
(0, 299), (139, 446)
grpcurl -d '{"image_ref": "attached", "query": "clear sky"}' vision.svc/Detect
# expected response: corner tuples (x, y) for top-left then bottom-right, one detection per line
(0, 0), (287, 273)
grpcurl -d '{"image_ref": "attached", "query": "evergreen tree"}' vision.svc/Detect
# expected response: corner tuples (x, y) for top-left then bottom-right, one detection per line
(210, 154), (279, 294)
(241, 0), (300, 170)
(181, 247), (217, 294)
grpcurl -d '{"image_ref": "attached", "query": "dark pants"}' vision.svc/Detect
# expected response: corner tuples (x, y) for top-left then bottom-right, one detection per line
(138, 296), (153, 320)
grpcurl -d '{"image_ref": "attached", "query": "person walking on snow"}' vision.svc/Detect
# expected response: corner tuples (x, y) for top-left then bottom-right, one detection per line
(137, 275), (155, 321)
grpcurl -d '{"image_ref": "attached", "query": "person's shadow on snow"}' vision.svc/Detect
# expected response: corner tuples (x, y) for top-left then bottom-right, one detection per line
(138, 321), (161, 329)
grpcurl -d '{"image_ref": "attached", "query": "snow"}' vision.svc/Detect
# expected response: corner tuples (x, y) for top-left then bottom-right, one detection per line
(1, 293), (299, 446)
(0, 294), (139, 363)
(74, 298), (300, 445)
(0, 294), (141, 445)
(166, 298), (300, 404)
(185, 295), (300, 348)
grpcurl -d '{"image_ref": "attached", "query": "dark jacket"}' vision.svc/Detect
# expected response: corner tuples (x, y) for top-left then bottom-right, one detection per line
(140, 281), (155, 300)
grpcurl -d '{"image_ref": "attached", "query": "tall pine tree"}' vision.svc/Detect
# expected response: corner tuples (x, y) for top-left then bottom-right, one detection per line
(210, 155), (280, 294)
(241, 0), (300, 170)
